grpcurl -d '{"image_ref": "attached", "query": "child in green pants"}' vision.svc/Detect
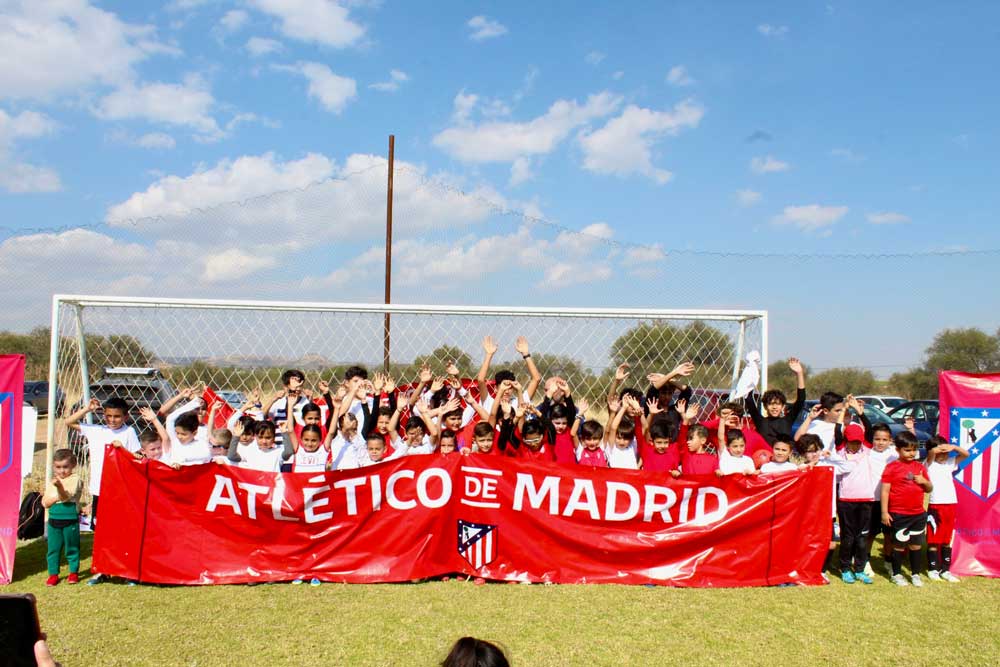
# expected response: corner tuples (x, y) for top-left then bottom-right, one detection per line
(42, 449), (83, 586)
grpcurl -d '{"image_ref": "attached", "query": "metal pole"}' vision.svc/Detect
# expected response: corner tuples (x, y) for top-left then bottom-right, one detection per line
(74, 305), (93, 426)
(731, 320), (746, 392)
(383, 134), (394, 373)
(44, 297), (62, 492)
(760, 312), (769, 391)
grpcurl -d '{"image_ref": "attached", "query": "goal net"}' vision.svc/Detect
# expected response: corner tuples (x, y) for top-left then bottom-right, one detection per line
(46, 294), (766, 478)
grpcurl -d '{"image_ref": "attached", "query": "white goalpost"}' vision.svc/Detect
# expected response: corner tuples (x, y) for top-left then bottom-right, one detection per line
(45, 294), (767, 483)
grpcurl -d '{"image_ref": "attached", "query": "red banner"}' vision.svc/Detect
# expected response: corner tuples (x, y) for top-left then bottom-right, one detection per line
(93, 448), (831, 587)
(202, 387), (235, 430)
(939, 371), (1000, 577)
(0, 354), (25, 585)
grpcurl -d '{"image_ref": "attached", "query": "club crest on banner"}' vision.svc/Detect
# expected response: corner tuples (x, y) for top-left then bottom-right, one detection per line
(949, 407), (1000, 501)
(457, 519), (498, 569)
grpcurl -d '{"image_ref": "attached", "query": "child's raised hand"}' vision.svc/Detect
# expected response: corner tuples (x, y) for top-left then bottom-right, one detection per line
(273, 388), (287, 401)
(576, 398), (590, 415)
(647, 372), (667, 386)
(372, 373), (384, 393)
(419, 364), (433, 384)
(672, 361), (696, 377)
(684, 402), (699, 422)
(448, 376), (461, 390)
(278, 420), (292, 434)
(615, 363), (630, 381)
(443, 397), (462, 413)
(647, 397), (662, 415)
(511, 380), (522, 392)
(904, 416), (916, 433)
(179, 387), (195, 400)
(514, 336), (531, 356)
(232, 421), (244, 438)
(446, 360), (460, 376)
(788, 357), (804, 375)
(514, 403), (526, 419)
(807, 404), (822, 421)
(607, 396), (621, 414)
(87, 397), (101, 412)
(138, 406), (157, 423)
(384, 375), (396, 393)
(430, 376), (445, 392)
(482, 336), (498, 355)
(556, 378), (571, 396)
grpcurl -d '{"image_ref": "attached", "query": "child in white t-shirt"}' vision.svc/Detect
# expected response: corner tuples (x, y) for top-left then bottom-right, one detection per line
(605, 395), (641, 469)
(164, 398), (212, 466)
(228, 420), (289, 472)
(65, 397), (140, 532)
(760, 438), (804, 473)
(924, 435), (969, 582)
(717, 430), (758, 476)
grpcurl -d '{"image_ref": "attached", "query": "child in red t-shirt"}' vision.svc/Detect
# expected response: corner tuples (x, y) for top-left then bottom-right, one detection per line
(638, 398), (682, 473)
(574, 419), (609, 467)
(671, 424), (717, 477)
(881, 431), (933, 586)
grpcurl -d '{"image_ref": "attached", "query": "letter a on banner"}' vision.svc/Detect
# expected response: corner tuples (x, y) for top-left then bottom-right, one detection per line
(0, 354), (26, 584)
(939, 370), (1000, 578)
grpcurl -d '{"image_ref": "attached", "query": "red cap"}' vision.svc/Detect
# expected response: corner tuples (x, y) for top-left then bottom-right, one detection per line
(844, 423), (865, 442)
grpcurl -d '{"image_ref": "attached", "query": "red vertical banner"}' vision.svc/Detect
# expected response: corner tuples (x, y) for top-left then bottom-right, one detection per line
(938, 371), (1000, 577)
(0, 354), (25, 584)
(202, 387), (235, 429)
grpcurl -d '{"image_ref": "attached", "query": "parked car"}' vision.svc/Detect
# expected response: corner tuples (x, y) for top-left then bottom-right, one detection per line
(23, 380), (65, 416)
(855, 395), (907, 412)
(216, 390), (247, 409)
(792, 400), (931, 447)
(886, 400), (940, 437)
(68, 367), (177, 462)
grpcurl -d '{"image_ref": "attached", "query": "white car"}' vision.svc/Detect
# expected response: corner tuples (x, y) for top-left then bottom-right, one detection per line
(856, 395), (907, 411)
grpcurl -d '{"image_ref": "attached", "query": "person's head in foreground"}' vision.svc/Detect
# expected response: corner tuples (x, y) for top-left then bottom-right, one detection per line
(441, 637), (510, 667)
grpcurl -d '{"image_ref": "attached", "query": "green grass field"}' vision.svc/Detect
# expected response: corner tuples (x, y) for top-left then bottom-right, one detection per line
(6, 535), (1000, 666)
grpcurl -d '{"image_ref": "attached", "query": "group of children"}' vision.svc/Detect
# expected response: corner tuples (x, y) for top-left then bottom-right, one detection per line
(43, 338), (966, 588)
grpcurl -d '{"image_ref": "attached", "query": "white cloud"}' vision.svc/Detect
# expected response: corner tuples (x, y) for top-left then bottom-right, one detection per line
(369, 69), (409, 92)
(0, 163), (62, 193)
(95, 75), (220, 138)
(750, 155), (790, 174)
(736, 189), (762, 206)
(467, 15), (507, 40)
(624, 245), (665, 263)
(434, 91), (622, 163)
(543, 262), (612, 288)
(246, 36), (283, 56)
(666, 65), (694, 86)
(248, 0), (365, 48)
(202, 248), (277, 283)
(0, 228), (149, 279)
(274, 62), (357, 113)
(509, 157), (533, 186)
(219, 9), (249, 32)
(585, 51), (606, 65)
(757, 23), (789, 37)
(0, 1), (177, 101)
(772, 204), (848, 231)
(0, 109), (61, 193)
(612, 70), (624, 80)
(867, 211), (910, 225)
(136, 132), (177, 149)
(830, 147), (865, 162)
(578, 99), (704, 183)
(553, 222), (613, 256)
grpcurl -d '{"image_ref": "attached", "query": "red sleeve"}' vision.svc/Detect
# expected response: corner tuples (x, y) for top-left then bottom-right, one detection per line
(881, 462), (899, 484)
(634, 418), (650, 454)
(676, 423), (690, 461)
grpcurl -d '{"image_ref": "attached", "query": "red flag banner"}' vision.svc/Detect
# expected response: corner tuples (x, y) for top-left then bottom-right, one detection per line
(938, 371), (1000, 577)
(0, 354), (25, 584)
(201, 387), (235, 430)
(93, 448), (832, 587)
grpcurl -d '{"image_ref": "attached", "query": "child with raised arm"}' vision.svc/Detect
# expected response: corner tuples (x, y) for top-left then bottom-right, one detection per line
(924, 435), (968, 582)
(638, 398), (682, 473)
(42, 449), (83, 586)
(881, 431), (933, 586)
(262, 369), (310, 447)
(798, 392), (845, 451)
(138, 406), (171, 463)
(286, 423), (333, 473)
(745, 357), (807, 445)
(468, 422), (500, 456)
(574, 419), (609, 467)
(606, 395), (642, 469)
(164, 396), (212, 466)
(475, 336), (542, 413)
(228, 420), (288, 472)
(671, 424), (717, 478)
(65, 396), (140, 536)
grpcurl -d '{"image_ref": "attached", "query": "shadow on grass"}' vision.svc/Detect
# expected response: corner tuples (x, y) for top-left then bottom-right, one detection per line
(12, 533), (94, 583)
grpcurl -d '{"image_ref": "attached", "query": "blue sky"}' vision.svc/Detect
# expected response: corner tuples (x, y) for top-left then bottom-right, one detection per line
(1, 1), (998, 374)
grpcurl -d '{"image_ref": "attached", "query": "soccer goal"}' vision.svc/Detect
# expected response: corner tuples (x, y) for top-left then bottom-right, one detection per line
(45, 294), (766, 474)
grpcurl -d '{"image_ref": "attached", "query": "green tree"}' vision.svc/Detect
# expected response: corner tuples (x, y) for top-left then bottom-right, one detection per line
(0, 327), (51, 379)
(885, 368), (937, 399)
(924, 328), (1000, 374)
(808, 367), (877, 396)
(765, 359), (811, 397)
(610, 321), (734, 389)
(410, 345), (474, 376)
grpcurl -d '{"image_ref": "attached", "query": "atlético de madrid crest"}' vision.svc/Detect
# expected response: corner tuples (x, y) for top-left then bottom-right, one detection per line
(949, 407), (1000, 500)
(457, 519), (498, 569)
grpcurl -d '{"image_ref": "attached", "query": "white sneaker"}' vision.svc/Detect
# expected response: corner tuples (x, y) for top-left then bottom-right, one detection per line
(941, 571), (961, 583)
(927, 570), (942, 581)
(863, 562), (875, 578)
(910, 573), (924, 587)
(890, 573), (909, 587)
